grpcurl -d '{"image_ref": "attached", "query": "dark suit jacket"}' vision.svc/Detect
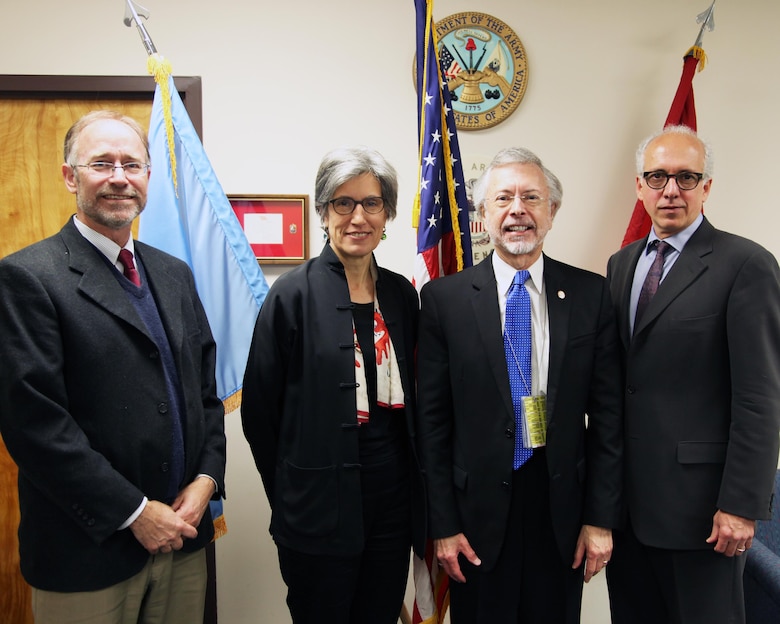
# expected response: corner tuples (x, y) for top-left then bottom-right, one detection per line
(607, 217), (780, 550)
(0, 219), (226, 591)
(241, 244), (426, 558)
(417, 253), (623, 571)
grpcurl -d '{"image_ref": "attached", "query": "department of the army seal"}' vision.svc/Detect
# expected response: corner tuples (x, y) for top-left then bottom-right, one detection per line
(434, 12), (528, 130)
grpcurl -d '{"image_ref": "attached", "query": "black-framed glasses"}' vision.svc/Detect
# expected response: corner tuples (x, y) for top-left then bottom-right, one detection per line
(643, 170), (704, 191)
(73, 161), (150, 177)
(489, 193), (547, 209)
(329, 196), (385, 215)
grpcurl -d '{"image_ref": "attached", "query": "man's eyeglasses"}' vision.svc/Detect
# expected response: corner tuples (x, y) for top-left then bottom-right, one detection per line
(489, 193), (547, 209)
(72, 162), (150, 177)
(329, 196), (385, 215)
(643, 171), (704, 191)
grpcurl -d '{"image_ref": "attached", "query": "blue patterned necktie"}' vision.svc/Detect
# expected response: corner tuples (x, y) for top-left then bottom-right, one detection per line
(504, 270), (534, 469)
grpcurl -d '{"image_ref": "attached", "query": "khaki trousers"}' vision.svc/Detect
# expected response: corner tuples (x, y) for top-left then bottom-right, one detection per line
(32, 548), (207, 624)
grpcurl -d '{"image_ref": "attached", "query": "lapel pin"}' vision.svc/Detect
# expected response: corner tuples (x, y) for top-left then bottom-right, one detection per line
(558, 290), (566, 299)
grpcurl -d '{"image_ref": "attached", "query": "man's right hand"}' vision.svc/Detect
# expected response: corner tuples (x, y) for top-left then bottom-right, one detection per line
(129, 500), (198, 554)
(435, 533), (481, 583)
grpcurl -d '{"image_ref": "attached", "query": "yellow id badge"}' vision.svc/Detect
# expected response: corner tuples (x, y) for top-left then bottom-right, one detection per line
(521, 395), (547, 448)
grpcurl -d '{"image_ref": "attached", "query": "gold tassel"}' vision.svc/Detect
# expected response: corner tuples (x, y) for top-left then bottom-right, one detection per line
(686, 46), (708, 72)
(147, 54), (178, 196)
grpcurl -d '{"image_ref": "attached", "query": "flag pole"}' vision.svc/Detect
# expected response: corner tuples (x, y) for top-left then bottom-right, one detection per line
(123, 0), (157, 55)
(122, 1), (178, 194)
(685, 0), (716, 71)
(693, 0), (716, 50)
(620, 1), (717, 247)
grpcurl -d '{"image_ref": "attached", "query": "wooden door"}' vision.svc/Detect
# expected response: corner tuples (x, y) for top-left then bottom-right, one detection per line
(0, 94), (153, 624)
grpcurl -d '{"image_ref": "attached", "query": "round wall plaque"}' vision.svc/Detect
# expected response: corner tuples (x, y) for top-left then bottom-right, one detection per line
(433, 12), (529, 131)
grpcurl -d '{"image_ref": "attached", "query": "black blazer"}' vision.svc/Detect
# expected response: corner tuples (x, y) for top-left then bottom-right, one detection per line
(607, 217), (780, 549)
(241, 244), (426, 558)
(0, 219), (226, 591)
(417, 253), (623, 571)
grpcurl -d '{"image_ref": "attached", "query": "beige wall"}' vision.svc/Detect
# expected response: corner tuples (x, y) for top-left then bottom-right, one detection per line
(3, 0), (779, 622)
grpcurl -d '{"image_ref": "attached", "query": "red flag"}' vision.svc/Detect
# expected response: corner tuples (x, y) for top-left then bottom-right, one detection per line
(621, 49), (706, 247)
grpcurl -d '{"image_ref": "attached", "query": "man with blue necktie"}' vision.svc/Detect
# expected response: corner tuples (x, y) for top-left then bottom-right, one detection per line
(417, 147), (623, 623)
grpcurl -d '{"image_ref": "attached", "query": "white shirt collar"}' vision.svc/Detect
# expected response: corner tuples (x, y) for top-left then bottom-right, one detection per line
(492, 251), (544, 297)
(71, 215), (135, 265)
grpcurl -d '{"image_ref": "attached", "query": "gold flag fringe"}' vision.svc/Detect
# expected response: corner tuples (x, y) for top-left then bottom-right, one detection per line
(208, 389), (242, 542)
(147, 54), (178, 196)
(686, 46), (708, 72)
(211, 514), (228, 541)
(222, 389), (242, 415)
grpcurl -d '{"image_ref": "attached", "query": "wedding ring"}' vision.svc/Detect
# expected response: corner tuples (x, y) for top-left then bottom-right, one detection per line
(737, 548), (746, 552)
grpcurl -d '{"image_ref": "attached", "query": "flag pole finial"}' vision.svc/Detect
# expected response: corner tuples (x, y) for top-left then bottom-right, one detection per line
(685, 0), (716, 71)
(124, 0), (157, 56)
(693, 0), (716, 49)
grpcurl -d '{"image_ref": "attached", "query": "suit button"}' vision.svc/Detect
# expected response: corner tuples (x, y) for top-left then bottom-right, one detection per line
(161, 462), (169, 472)
(505, 429), (513, 438)
(149, 350), (160, 359)
(501, 481), (510, 488)
(626, 386), (636, 394)
(158, 402), (169, 414)
(87, 518), (95, 527)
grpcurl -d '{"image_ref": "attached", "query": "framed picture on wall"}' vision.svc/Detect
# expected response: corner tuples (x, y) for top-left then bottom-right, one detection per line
(229, 194), (308, 265)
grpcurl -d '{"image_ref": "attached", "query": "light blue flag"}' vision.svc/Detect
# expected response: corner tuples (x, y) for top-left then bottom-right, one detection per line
(140, 75), (268, 406)
(140, 73), (269, 537)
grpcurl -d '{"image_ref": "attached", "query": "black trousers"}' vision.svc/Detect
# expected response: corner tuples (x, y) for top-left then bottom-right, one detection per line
(449, 450), (584, 624)
(607, 523), (746, 624)
(277, 462), (412, 624)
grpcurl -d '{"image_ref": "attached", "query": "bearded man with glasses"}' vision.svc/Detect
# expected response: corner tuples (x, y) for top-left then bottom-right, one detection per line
(417, 146), (623, 623)
(0, 110), (225, 624)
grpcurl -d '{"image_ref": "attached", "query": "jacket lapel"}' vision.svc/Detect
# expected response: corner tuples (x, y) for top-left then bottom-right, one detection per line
(633, 219), (713, 336)
(470, 258), (515, 419)
(615, 241), (645, 350)
(60, 222), (152, 340)
(543, 256), (568, 424)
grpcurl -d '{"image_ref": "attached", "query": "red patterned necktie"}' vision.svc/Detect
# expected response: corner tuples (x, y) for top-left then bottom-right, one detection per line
(635, 240), (672, 327)
(118, 249), (141, 287)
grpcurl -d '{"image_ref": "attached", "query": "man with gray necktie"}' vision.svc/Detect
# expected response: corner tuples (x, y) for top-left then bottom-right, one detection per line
(417, 146), (623, 623)
(605, 125), (780, 624)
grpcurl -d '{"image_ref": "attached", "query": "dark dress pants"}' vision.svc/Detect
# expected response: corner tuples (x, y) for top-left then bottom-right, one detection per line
(607, 523), (746, 624)
(278, 461), (411, 624)
(449, 450), (584, 624)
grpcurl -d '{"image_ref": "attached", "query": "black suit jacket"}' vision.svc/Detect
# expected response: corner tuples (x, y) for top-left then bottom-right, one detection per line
(241, 245), (426, 558)
(0, 219), (226, 591)
(607, 217), (780, 550)
(417, 254), (623, 570)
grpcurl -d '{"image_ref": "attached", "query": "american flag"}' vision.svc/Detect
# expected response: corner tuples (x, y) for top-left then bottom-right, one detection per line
(412, 0), (472, 292)
(410, 2), (471, 623)
(439, 44), (462, 81)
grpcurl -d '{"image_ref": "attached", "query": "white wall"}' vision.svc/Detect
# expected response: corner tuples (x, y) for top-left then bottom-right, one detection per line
(3, 1), (779, 622)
